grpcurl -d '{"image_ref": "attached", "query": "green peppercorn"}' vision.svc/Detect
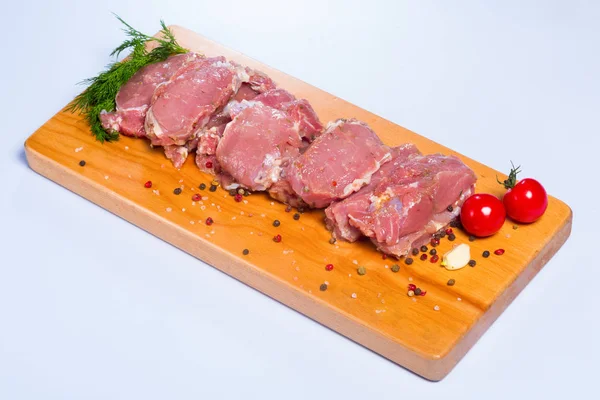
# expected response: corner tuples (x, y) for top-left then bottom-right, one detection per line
(391, 264), (400, 273)
(414, 288), (422, 296)
(293, 213), (300, 220)
(209, 185), (217, 192)
(199, 183), (206, 190)
(482, 250), (490, 258)
(319, 283), (328, 291)
(273, 220), (281, 227)
(242, 249), (249, 255)
(173, 188), (182, 195)
(357, 266), (367, 275)
(447, 279), (456, 286)
(329, 237), (336, 245)
(79, 160), (86, 167)
(405, 257), (413, 265)
(468, 260), (476, 267)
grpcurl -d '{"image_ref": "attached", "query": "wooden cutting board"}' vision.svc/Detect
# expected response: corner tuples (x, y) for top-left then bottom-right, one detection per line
(24, 26), (572, 380)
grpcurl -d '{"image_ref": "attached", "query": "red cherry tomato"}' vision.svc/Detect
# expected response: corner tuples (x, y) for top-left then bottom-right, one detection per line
(498, 163), (548, 223)
(460, 194), (506, 237)
(503, 178), (548, 223)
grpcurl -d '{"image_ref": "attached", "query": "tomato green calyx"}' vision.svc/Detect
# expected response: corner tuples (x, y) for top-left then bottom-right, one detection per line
(497, 161), (521, 190)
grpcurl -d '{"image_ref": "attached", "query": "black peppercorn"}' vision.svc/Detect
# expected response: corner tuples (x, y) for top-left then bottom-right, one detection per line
(447, 205), (454, 212)
(482, 250), (490, 258)
(414, 288), (422, 296)
(229, 189), (237, 196)
(447, 279), (456, 286)
(79, 160), (86, 167)
(448, 233), (456, 241)
(199, 183), (206, 190)
(468, 260), (476, 267)
(405, 257), (413, 265)
(319, 283), (328, 291)
(420, 245), (428, 252)
(293, 213), (300, 220)
(468, 235), (476, 242)
(173, 188), (182, 195)
(412, 248), (419, 256)
(209, 185), (217, 192)
(273, 220), (281, 227)
(242, 249), (249, 255)
(429, 249), (437, 256)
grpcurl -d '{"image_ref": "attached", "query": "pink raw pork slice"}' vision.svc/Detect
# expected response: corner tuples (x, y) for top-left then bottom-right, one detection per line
(347, 154), (477, 257)
(216, 102), (303, 191)
(285, 119), (391, 208)
(145, 57), (242, 147)
(100, 52), (200, 138)
(325, 144), (421, 241)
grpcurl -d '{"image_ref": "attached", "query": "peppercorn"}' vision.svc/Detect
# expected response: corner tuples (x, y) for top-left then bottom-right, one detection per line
(405, 257), (413, 265)
(242, 249), (249, 255)
(199, 183), (206, 190)
(273, 234), (282, 243)
(408, 284), (417, 291)
(382, 254), (388, 260)
(238, 188), (245, 195)
(205, 217), (214, 226)
(469, 235), (476, 242)
(439, 231), (446, 238)
(494, 249), (505, 255)
(325, 264), (334, 271)
(412, 248), (419, 256)
(513, 224), (519, 230)
(429, 249), (437, 256)
(329, 237), (336, 245)
(448, 233), (456, 241)
(482, 250), (490, 258)
(229, 189), (237, 196)
(407, 290), (415, 297)
(79, 160), (86, 167)
(357, 266), (367, 275)
(234, 194), (243, 202)
(144, 181), (152, 188)
(293, 213), (300, 220)
(420, 254), (428, 261)
(243, 191), (249, 197)
(468, 260), (476, 267)
(391, 264), (400, 273)
(447, 279), (456, 286)
(430, 255), (439, 263)
(447, 205), (453, 212)
(445, 228), (453, 235)
(192, 194), (201, 202)
(420, 245), (428, 252)
(319, 283), (328, 291)
(414, 288), (422, 296)
(431, 238), (440, 247)
(285, 205), (292, 212)
(297, 207), (305, 214)
(273, 220), (281, 227)
(450, 220), (459, 228)
(173, 188), (182, 195)
(209, 185), (217, 192)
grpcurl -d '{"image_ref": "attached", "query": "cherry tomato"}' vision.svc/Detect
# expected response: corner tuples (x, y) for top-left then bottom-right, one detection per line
(460, 194), (506, 237)
(498, 163), (548, 223)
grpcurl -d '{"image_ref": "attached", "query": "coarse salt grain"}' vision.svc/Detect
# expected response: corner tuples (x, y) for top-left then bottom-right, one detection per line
(380, 299), (385, 304)
(352, 260), (358, 265)
(408, 277), (413, 282)
(301, 227), (305, 231)
(243, 200), (248, 204)
(161, 164), (165, 168)
(125, 146), (129, 150)
(210, 230), (215, 234)
(205, 234), (210, 238)
(182, 208), (186, 212)
(270, 202), (274, 205)
(166, 207), (172, 212)
(202, 196), (208, 201)
(375, 309), (386, 314)
(192, 202), (196, 206)
(211, 203), (215, 207)
(153, 190), (160, 195)
(104, 176), (109, 180)
(261, 213), (266, 217)
(348, 274), (352, 277)
(351, 293), (357, 299)
(232, 216), (237, 220)
(384, 265), (389, 269)
(179, 179), (183, 183)
(324, 281), (329, 285)
(293, 277), (298, 281)
(190, 221), (195, 225)
(200, 206), (206, 210)
(412, 298), (417, 302)
(457, 297), (462, 301)
(128, 174), (132, 178)
(434, 305), (440, 311)
(295, 266), (300, 271)
(240, 211), (244, 215)
(74, 147), (83, 152)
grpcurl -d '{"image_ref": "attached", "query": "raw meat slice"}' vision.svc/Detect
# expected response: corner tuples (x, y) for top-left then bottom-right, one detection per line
(100, 53), (200, 137)
(285, 119), (391, 208)
(346, 154), (477, 256)
(164, 145), (189, 169)
(325, 144), (421, 241)
(216, 102), (303, 191)
(145, 57), (242, 147)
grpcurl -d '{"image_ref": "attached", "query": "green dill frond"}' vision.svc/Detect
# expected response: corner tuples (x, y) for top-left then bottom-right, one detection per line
(65, 15), (188, 142)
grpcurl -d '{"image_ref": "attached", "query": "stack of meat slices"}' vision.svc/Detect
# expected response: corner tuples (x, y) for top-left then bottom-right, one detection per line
(101, 52), (477, 257)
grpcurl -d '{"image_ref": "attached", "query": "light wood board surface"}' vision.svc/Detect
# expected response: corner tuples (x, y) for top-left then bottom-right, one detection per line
(24, 26), (572, 381)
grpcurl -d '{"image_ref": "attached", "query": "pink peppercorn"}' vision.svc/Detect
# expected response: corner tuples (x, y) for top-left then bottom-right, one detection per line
(205, 217), (214, 226)
(144, 181), (152, 188)
(325, 264), (334, 271)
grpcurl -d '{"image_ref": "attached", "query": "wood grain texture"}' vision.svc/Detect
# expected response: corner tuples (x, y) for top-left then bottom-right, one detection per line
(24, 26), (572, 380)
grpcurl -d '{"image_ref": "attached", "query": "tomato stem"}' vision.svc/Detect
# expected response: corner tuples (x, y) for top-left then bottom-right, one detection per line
(497, 161), (521, 189)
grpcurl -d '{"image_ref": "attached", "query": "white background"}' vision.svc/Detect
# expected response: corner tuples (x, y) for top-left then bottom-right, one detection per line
(1, 0), (598, 398)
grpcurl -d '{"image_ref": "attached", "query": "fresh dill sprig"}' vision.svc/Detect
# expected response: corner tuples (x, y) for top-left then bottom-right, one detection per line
(66, 15), (188, 142)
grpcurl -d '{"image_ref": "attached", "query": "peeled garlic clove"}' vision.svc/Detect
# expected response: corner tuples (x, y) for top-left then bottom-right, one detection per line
(442, 244), (470, 271)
